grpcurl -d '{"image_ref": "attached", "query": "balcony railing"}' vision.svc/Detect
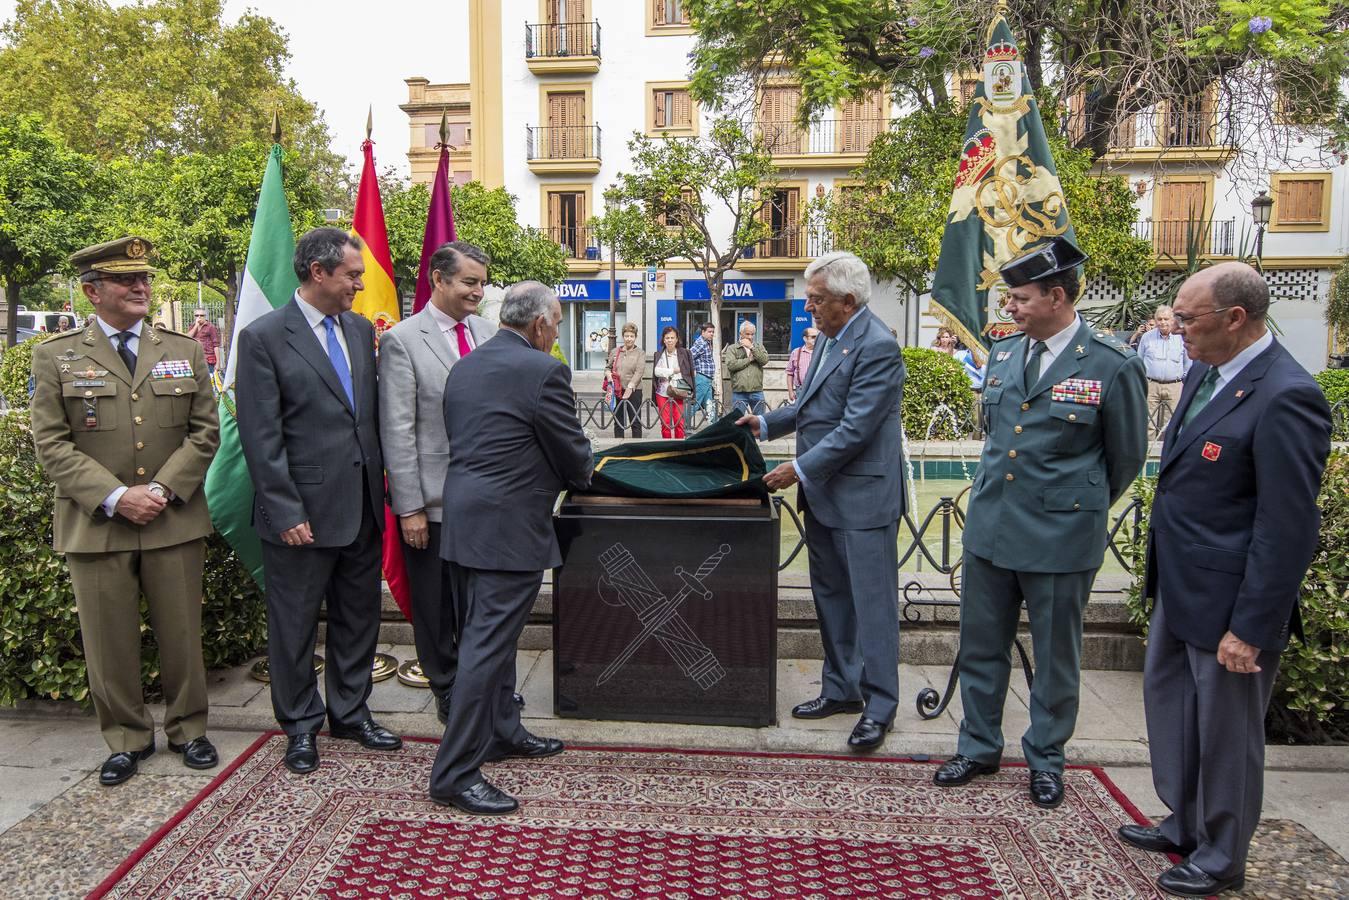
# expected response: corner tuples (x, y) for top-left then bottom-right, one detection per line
(752, 225), (805, 259)
(525, 21), (601, 58)
(754, 118), (888, 156)
(1063, 109), (1234, 150)
(1134, 218), (1236, 257)
(527, 125), (602, 161)
(546, 225), (600, 260)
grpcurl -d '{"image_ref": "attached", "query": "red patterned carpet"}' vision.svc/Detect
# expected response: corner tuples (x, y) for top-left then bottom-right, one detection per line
(91, 735), (1170, 898)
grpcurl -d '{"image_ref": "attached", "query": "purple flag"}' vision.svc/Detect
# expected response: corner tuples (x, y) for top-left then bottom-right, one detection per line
(412, 141), (459, 314)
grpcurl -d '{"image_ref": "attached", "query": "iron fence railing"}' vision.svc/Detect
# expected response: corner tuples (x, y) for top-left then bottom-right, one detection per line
(527, 124), (602, 161)
(525, 20), (601, 58)
(754, 118), (888, 156)
(545, 225), (600, 260)
(1134, 218), (1236, 257)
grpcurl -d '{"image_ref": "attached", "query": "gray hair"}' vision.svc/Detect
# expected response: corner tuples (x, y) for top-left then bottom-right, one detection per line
(294, 227), (363, 282)
(1153, 304), (1173, 316)
(739, 320), (756, 335)
(499, 281), (557, 327)
(1210, 264), (1270, 321)
(429, 241), (490, 281)
(805, 251), (872, 306)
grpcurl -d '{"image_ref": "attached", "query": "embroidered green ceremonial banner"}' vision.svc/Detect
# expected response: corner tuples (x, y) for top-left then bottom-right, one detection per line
(587, 413), (768, 499)
(929, 12), (1076, 361)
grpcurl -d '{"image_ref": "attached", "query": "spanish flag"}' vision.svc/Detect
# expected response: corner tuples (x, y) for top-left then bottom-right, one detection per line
(349, 131), (413, 621)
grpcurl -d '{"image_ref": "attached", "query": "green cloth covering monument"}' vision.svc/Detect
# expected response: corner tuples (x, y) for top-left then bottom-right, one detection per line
(587, 413), (768, 499)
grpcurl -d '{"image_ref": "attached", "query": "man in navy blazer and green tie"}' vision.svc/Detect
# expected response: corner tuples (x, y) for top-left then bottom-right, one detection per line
(1120, 263), (1330, 898)
(740, 251), (906, 753)
(934, 236), (1148, 809)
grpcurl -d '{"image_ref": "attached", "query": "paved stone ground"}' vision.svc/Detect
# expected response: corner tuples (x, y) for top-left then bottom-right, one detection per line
(1, 651), (1345, 898)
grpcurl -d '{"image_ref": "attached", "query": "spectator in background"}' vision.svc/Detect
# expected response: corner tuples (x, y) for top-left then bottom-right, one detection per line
(723, 320), (769, 415)
(56, 315), (72, 332)
(609, 322), (644, 438)
(686, 322), (717, 428)
(1136, 304), (1190, 438)
(652, 326), (694, 439)
(933, 326), (985, 390)
(187, 308), (220, 375)
(1128, 316), (1156, 349)
(786, 328), (818, 402)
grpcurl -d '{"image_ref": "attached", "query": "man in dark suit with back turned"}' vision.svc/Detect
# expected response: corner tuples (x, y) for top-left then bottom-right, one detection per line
(237, 227), (402, 775)
(1121, 262), (1331, 898)
(429, 281), (593, 815)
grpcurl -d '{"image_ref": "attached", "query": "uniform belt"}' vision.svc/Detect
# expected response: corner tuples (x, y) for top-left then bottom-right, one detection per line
(1148, 378), (1182, 384)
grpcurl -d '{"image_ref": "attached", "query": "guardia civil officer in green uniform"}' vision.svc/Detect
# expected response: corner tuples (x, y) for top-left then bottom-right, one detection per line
(30, 237), (221, 786)
(934, 236), (1147, 808)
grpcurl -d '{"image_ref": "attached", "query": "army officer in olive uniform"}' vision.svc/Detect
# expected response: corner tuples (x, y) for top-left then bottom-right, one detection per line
(934, 237), (1147, 808)
(30, 236), (221, 786)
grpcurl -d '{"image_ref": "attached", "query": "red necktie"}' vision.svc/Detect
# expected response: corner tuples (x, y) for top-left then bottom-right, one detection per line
(455, 322), (472, 358)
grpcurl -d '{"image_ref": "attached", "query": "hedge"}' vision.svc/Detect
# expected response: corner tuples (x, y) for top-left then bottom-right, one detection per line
(0, 333), (42, 409)
(901, 347), (977, 440)
(1123, 450), (1349, 744)
(1315, 369), (1349, 440)
(0, 410), (266, 706)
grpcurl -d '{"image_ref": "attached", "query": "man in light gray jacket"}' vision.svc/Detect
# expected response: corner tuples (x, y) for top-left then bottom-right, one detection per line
(739, 251), (906, 753)
(378, 242), (495, 724)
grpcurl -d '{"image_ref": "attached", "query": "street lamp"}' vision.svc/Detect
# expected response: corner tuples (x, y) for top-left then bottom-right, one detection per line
(1251, 189), (1274, 260)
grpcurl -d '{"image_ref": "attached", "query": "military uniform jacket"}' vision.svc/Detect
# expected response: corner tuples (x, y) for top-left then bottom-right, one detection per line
(30, 322), (220, 553)
(963, 318), (1148, 573)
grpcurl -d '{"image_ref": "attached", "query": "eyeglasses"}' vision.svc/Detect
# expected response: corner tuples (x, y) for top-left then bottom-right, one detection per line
(1172, 306), (1233, 329)
(94, 272), (155, 287)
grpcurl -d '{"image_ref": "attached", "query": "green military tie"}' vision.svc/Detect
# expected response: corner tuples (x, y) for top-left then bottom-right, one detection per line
(1024, 340), (1048, 390)
(1178, 367), (1220, 433)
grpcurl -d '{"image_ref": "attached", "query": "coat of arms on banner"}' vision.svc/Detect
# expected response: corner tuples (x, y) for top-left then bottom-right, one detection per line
(984, 40), (1022, 104)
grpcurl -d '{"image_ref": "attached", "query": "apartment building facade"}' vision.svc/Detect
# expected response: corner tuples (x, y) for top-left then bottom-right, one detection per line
(414, 1), (1344, 373)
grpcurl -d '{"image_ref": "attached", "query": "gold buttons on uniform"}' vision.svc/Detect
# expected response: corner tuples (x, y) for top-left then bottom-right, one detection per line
(1008, 450), (1017, 459)
(131, 393), (139, 401)
(1068, 413), (1077, 421)
(136, 467), (146, 476)
(1073, 503), (1081, 510)
(1005, 473), (1015, 481)
(136, 441), (144, 450)
(83, 390), (93, 397)
(134, 416), (143, 424)
(1014, 425), (1023, 434)
(174, 387), (182, 394)
(1021, 402), (1030, 411)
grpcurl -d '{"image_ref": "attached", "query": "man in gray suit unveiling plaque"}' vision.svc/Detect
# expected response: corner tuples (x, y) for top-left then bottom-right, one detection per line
(740, 251), (906, 753)
(428, 281), (593, 815)
(378, 241), (496, 724)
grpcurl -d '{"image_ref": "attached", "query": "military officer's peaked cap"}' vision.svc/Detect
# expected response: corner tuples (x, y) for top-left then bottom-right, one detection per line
(1000, 235), (1087, 288)
(70, 235), (156, 276)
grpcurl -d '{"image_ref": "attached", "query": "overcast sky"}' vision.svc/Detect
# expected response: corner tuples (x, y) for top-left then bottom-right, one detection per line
(0, 0), (471, 178)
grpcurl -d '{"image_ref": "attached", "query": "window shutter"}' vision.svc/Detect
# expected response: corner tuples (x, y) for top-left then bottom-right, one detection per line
(653, 90), (667, 128)
(674, 89), (692, 128)
(548, 192), (561, 238)
(653, 0), (665, 27)
(785, 189), (800, 257)
(1279, 179), (1324, 224)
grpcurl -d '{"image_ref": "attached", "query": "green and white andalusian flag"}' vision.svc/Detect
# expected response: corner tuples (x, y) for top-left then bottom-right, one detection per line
(203, 143), (298, 587)
(929, 12), (1075, 362)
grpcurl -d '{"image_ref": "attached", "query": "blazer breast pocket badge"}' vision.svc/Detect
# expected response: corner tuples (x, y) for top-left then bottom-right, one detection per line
(149, 359), (194, 379)
(1202, 441), (1222, 461)
(1051, 378), (1102, 406)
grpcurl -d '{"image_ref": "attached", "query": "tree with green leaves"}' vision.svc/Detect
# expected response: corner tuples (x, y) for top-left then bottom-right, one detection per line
(380, 177), (570, 300)
(685, 0), (1349, 160)
(0, 114), (100, 346)
(592, 119), (780, 399)
(815, 105), (1153, 317)
(0, 0), (346, 202)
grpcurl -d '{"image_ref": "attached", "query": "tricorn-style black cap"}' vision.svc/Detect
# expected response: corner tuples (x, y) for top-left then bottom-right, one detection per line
(999, 236), (1088, 288)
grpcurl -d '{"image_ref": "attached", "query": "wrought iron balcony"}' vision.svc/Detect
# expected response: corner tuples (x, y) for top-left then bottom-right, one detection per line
(754, 118), (888, 159)
(525, 21), (601, 72)
(1134, 218), (1236, 257)
(546, 225), (601, 261)
(526, 125), (602, 173)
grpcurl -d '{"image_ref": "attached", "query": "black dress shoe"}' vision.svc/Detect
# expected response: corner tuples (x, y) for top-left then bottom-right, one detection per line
(1029, 770), (1064, 809)
(847, 716), (890, 751)
(513, 692), (525, 709)
(504, 733), (564, 759)
(285, 733), (319, 774)
(167, 735), (219, 770)
(1117, 824), (1191, 855)
(791, 696), (865, 719)
(1156, 861), (1245, 897)
(431, 779), (519, 816)
(933, 754), (999, 786)
(99, 741), (155, 786)
(330, 719), (402, 751)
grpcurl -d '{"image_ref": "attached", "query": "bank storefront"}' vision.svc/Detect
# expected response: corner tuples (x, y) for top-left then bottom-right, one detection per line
(669, 279), (810, 357)
(556, 279), (623, 371)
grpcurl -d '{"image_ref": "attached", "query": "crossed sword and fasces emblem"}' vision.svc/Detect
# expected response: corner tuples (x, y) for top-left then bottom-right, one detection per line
(595, 542), (731, 691)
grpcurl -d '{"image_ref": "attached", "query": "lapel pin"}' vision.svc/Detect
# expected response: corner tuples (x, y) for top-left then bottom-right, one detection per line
(841, 348), (849, 355)
(1234, 389), (1244, 398)
(1202, 441), (1222, 462)
(1075, 344), (1085, 354)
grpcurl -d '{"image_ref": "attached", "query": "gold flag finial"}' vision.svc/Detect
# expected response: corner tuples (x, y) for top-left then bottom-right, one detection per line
(270, 108), (282, 143)
(439, 108), (449, 147)
(366, 105), (373, 140)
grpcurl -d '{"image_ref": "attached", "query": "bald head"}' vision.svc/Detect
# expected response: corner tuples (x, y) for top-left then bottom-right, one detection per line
(1174, 262), (1269, 367)
(1187, 262), (1270, 321)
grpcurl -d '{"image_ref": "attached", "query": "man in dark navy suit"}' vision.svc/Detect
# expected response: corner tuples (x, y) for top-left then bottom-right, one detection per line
(1121, 262), (1331, 898)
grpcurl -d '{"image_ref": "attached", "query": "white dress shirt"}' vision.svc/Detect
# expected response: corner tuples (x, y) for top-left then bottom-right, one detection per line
(426, 301), (476, 355)
(295, 291), (351, 367)
(1025, 314), (1083, 376)
(1137, 329), (1191, 382)
(1212, 329), (1273, 394)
